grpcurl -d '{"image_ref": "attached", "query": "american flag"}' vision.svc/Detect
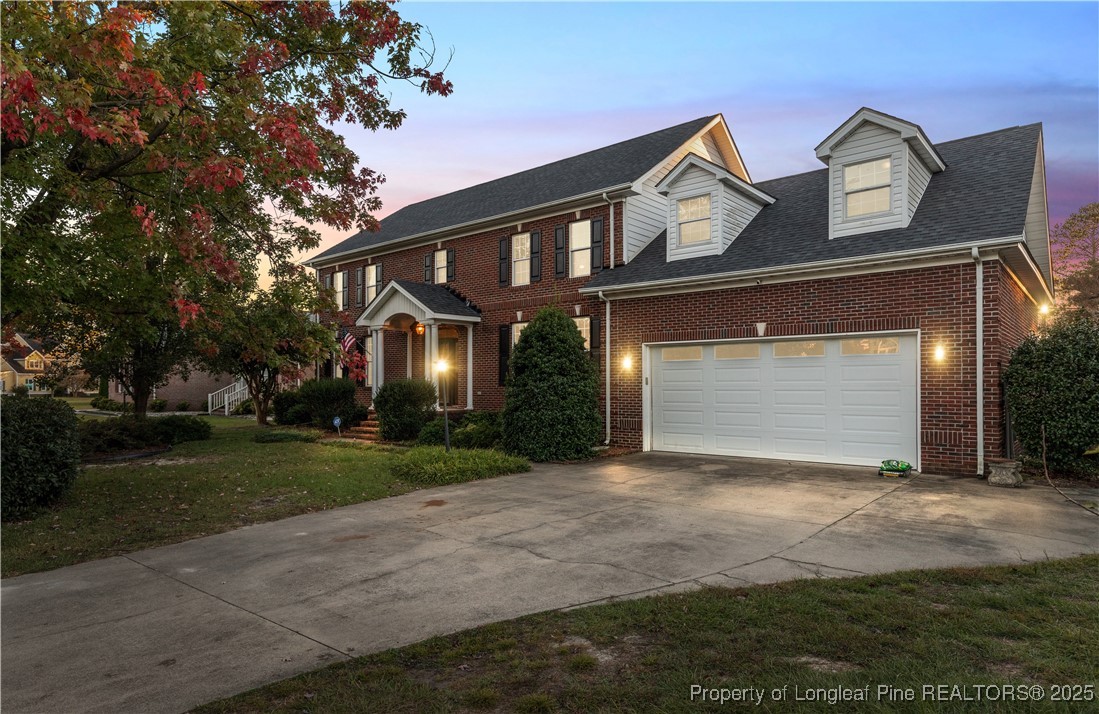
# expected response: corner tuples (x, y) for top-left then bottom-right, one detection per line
(341, 332), (356, 352)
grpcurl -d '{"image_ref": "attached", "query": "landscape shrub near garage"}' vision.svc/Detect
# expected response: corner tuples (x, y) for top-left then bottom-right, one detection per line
(391, 446), (530, 485)
(1004, 311), (1099, 476)
(373, 379), (437, 441)
(1, 395), (81, 521)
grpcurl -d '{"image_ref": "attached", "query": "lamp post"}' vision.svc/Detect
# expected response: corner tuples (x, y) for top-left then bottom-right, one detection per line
(436, 359), (450, 452)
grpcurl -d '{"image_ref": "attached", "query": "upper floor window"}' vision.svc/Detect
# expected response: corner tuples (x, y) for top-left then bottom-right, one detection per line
(333, 270), (347, 310)
(366, 264), (381, 304)
(569, 220), (591, 278)
(844, 157), (892, 218)
(512, 233), (531, 286)
(434, 249), (448, 284)
(677, 195), (711, 245)
(26, 357), (42, 370)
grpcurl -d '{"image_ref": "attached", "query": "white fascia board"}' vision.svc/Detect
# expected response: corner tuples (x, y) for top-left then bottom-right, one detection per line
(579, 236), (1030, 299)
(815, 108), (946, 171)
(655, 154), (776, 205)
(357, 281), (482, 327)
(631, 116), (725, 192)
(305, 184), (634, 269)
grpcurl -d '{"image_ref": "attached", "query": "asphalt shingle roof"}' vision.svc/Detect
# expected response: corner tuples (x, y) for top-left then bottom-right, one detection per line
(311, 115), (718, 262)
(392, 279), (481, 318)
(585, 123), (1041, 291)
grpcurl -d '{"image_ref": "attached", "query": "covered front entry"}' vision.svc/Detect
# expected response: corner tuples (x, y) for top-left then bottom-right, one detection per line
(647, 333), (918, 468)
(357, 279), (481, 409)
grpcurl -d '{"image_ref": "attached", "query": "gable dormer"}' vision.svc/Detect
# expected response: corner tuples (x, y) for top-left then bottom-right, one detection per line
(816, 108), (946, 239)
(656, 154), (775, 262)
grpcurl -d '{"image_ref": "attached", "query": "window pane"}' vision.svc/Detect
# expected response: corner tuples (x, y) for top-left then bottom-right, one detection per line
(571, 249), (589, 278)
(662, 345), (702, 361)
(677, 194), (710, 222)
(569, 220), (591, 249)
(367, 265), (379, 288)
(846, 186), (891, 217)
(841, 337), (900, 355)
(572, 316), (590, 350)
(679, 219), (711, 245)
(512, 233), (530, 259)
(844, 158), (891, 191)
(367, 285), (377, 303)
(434, 249), (447, 283)
(511, 322), (528, 346)
(715, 343), (760, 360)
(774, 341), (825, 358)
(513, 259), (530, 286)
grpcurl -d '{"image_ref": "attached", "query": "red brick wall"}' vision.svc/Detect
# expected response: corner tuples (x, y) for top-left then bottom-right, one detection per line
(985, 262), (1040, 459)
(319, 202), (624, 410)
(607, 260), (1036, 476)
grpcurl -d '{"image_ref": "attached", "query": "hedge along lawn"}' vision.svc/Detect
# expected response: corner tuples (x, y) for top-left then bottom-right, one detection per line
(194, 556), (1099, 714)
(2, 418), (527, 578)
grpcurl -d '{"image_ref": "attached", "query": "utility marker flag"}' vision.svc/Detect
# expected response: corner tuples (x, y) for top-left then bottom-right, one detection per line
(341, 332), (356, 352)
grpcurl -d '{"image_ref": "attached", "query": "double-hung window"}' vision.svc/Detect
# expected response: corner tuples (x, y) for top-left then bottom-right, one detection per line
(569, 220), (591, 278)
(676, 195), (711, 245)
(434, 249), (448, 284)
(333, 270), (348, 310)
(366, 264), (381, 304)
(844, 157), (892, 218)
(512, 233), (531, 286)
(511, 317), (591, 350)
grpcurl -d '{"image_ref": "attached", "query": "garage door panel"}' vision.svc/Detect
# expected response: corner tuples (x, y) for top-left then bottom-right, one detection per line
(651, 334), (918, 468)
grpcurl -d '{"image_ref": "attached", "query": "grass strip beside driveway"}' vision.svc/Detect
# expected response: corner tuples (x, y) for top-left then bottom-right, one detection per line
(195, 556), (1099, 713)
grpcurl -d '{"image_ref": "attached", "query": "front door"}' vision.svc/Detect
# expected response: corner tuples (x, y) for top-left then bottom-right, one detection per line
(439, 338), (458, 406)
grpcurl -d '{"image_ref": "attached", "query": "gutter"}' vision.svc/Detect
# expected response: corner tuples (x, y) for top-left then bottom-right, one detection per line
(598, 290), (611, 445)
(305, 183), (634, 268)
(973, 246), (985, 478)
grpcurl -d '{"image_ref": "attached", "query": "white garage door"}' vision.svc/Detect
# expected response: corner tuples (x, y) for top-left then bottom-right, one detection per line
(651, 335), (918, 467)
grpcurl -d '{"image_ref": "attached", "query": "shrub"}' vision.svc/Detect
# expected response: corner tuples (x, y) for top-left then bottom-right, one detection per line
(297, 379), (359, 431)
(453, 411), (503, 449)
(1, 396), (81, 520)
(284, 403), (312, 426)
(150, 398), (168, 413)
(12, 385), (29, 398)
(89, 396), (132, 413)
(78, 415), (212, 456)
(231, 398), (254, 415)
(200, 399), (209, 412)
(253, 430), (320, 444)
(502, 306), (601, 461)
(152, 414), (213, 443)
(391, 447), (530, 485)
(1004, 311), (1099, 476)
(272, 390), (304, 425)
(176, 401), (190, 412)
(373, 379), (437, 441)
(417, 416), (458, 446)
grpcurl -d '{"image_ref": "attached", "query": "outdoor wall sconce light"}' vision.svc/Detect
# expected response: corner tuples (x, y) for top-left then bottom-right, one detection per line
(412, 321), (425, 336)
(933, 345), (946, 362)
(622, 355), (633, 370)
(1039, 304), (1050, 315)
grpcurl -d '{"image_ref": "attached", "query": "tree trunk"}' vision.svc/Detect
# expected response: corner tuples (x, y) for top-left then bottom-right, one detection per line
(131, 382), (151, 417)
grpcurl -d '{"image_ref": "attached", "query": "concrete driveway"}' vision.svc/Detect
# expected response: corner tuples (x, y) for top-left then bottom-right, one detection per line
(3, 453), (1097, 713)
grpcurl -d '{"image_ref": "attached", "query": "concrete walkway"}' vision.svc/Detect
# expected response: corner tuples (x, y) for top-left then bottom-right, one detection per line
(3, 454), (1097, 713)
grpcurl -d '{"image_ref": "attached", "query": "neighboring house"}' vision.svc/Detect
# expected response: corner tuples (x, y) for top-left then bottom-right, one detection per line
(108, 370), (235, 409)
(304, 108), (1051, 477)
(1, 334), (52, 394)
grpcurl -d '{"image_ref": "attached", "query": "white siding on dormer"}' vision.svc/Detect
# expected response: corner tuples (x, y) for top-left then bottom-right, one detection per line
(829, 123), (906, 239)
(625, 131), (730, 262)
(666, 165), (721, 261)
(720, 182), (765, 252)
(906, 144), (932, 221)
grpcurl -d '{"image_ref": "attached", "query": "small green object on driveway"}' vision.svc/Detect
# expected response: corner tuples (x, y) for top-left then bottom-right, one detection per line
(333, 416), (342, 437)
(879, 459), (912, 478)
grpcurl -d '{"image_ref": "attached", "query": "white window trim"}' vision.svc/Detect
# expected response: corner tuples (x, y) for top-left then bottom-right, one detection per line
(511, 321), (528, 346)
(676, 193), (713, 246)
(569, 220), (591, 278)
(842, 156), (893, 221)
(366, 264), (380, 304)
(512, 233), (531, 287)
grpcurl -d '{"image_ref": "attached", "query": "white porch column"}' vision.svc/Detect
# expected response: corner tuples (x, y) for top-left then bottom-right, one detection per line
(374, 329), (385, 395)
(370, 329), (380, 397)
(466, 324), (474, 411)
(406, 332), (413, 378)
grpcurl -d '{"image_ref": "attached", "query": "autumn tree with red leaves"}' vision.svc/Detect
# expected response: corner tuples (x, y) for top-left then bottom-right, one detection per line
(1, 1), (451, 415)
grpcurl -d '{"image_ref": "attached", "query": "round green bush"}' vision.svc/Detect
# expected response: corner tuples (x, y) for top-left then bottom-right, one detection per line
(417, 416), (457, 446)
(453, 411), (503, 450)
(1, 396), (81, 520)
(373, 378), (437, 441)
(1004, 311), (1099, 475)
(272, 389), (303, 425)
(284, 403), (312, 425)
(297, 379), (359, 431)
(150, 398), (168, 413)
(502, 306), (601, 461)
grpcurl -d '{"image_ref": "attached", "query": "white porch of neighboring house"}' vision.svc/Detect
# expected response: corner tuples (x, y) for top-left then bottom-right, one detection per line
(357, 279), (481, 409)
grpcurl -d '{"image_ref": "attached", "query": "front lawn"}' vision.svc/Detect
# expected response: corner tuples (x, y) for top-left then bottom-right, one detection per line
(195, 556), (1099, 713)
(2, 418), (528, 577)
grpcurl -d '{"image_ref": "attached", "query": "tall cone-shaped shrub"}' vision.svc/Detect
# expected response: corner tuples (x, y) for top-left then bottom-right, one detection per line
(502, 306), (601, 461)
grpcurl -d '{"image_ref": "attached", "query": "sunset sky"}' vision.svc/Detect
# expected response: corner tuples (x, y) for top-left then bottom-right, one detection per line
(304, 1), (1099, 261)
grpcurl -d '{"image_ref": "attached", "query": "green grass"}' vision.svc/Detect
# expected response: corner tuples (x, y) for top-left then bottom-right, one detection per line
(2, 420), (525, 577)
(193, 556), (1099, 713)
(392, 446), (531, 485)
(58, 396), (95, 410)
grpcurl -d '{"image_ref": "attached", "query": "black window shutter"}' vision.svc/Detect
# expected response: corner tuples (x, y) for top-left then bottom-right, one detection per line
(499, 237), (509, 286)
(591, 218), (604, 272)
(324, 273), (332, 290)
(356, 267), (364, 306)
(376, 263), (382, 289)
(498, 324), (511, 386)
(424, 253), (432, 283)
(590, 316), (601, 357)
(446, 248), (455, 282)
(554, 226), (566, 277)
(530, 230), (541, 282)
(342, 270), (349, 307)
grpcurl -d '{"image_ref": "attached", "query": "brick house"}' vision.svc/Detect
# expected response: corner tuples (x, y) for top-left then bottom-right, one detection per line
(304, 108), (1052, 476)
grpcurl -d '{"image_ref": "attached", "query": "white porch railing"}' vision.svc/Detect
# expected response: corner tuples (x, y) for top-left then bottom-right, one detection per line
(208, 378), (248, 416)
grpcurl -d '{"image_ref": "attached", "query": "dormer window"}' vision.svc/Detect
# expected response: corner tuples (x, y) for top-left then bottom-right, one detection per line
(677, 195), (712, 245)
(844, 157), (892, 218)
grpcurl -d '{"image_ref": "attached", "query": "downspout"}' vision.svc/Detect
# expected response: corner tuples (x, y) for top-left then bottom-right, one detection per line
(972, 246), (985, 477)
(601, 193), (615, 269)
(598, 290), (611, 445)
